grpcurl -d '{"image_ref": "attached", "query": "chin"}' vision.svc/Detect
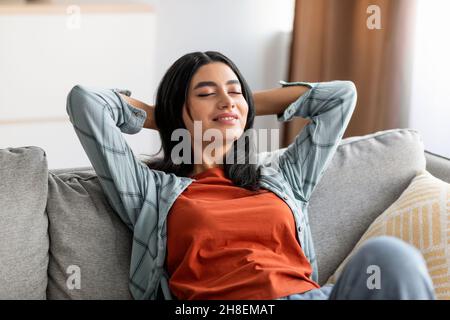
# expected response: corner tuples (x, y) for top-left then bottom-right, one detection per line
(224, 127), (243, 136)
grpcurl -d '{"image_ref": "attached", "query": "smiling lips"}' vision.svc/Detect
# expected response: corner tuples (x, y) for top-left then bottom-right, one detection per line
(213, 112), (239, 125)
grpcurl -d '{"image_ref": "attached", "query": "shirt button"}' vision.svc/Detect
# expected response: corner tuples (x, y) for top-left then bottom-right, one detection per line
(283, 195), (289, 200)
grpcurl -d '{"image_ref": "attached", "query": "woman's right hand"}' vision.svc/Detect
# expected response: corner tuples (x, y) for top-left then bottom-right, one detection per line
(119, 93), (158, 131)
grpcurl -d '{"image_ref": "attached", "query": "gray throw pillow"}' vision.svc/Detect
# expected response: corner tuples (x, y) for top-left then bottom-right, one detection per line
(46, 170), (133, 299)
(308, 128), (426, 285)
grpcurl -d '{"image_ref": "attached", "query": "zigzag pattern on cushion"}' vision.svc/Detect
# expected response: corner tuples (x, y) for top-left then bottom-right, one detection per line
(327, 170), (450, 300)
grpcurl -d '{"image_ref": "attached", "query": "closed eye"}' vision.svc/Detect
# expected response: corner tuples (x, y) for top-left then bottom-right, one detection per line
(198, 92), (242, 97)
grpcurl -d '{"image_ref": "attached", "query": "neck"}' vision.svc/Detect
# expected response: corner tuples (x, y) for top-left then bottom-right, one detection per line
(191, 163), (223, 176)
(190, 139), (233, 176)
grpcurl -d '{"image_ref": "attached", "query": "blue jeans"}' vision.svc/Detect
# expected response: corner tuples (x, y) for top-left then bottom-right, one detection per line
(277, 236), (436, 300)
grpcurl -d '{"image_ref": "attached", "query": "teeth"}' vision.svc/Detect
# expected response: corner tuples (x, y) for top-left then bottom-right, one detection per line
(217, 117), (235, 121)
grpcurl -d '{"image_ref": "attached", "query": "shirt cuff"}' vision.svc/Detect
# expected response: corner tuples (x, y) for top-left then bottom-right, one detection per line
(113, 88), (147, 134)
(114, 88), (132, 97)
(276, 80), (317, 122)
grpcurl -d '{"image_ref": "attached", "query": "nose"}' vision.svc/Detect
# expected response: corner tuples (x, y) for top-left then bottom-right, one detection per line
(218, 92), (236, 110)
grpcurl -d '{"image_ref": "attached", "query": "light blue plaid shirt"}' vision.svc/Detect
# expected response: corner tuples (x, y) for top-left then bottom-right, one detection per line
(66, 80), (357, 300)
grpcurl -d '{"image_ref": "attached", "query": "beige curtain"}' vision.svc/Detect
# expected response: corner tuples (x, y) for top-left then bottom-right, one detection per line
(283, 0), (417, 146)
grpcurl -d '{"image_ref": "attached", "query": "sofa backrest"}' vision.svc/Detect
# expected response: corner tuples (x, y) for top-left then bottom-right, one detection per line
(2, 128), (446, 298)
(425, 150), (450, 184)
(0, 146), (49, 299)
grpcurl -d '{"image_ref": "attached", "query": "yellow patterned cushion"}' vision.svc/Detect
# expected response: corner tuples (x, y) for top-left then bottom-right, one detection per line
(326, 170), (450, 299)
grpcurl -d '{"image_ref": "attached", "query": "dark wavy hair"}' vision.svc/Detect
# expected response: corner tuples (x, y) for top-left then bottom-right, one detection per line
(143, 51), (261, 191)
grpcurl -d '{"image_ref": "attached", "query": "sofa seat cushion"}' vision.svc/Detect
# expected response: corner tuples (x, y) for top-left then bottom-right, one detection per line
(0, 146), (49, 299)
(46, 170), (133, 299)
(326, 170), (450, 299)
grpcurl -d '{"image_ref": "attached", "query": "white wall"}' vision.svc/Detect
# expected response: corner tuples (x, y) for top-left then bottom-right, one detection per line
(150, 0), (294, 89)
(409, 0), (450, 158)
(150, 0), (294, 133)
(0, 0), (295, 169)
(0, 7), (157, 169)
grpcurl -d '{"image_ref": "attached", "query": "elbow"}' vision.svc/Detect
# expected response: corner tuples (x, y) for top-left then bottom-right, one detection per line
(338, 81), (358, 109)
(66, 84), (93, 118)
(341, 80), (357, 97)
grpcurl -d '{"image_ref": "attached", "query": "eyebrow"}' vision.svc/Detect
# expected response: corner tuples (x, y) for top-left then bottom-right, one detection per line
(193, 79), (241, 90)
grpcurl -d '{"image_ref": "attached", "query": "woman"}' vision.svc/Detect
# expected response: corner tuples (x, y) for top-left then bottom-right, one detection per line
(66, 51), (435, 300)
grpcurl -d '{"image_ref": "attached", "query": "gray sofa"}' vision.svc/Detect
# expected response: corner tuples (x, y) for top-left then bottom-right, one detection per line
(1, 128), (449, 299)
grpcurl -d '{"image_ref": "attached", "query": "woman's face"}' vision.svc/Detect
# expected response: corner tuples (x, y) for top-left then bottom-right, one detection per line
(182, 62), (249, 148)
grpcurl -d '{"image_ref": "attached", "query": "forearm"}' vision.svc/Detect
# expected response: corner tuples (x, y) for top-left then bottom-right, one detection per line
(119, 93), (157, 130)
(252, 85), (310, 117)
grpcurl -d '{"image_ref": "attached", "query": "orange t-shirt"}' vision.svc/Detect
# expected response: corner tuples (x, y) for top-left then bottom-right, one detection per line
(166, 167), (320, 300)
